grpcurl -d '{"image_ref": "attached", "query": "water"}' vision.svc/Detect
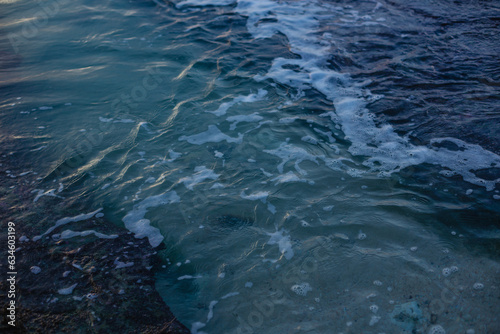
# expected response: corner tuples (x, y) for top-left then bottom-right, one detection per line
(1, 0), (499, 332)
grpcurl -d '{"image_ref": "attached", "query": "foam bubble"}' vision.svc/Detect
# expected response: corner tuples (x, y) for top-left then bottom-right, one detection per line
(301, 220), (310, 227)
(428, 325), (446, 334)
(473, 282), (484, 290)
(291, 283), (312, 296)
(442, 268), (451, 277)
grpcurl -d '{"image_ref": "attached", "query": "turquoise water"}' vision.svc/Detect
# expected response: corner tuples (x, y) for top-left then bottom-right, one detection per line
(1, 0), (499, 332)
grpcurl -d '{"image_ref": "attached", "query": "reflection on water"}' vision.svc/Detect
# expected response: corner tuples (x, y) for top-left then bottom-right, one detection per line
(1, 0), (499, 332)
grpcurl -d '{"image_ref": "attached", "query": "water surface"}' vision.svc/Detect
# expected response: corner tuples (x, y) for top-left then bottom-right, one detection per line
(1, 0), (499, 333)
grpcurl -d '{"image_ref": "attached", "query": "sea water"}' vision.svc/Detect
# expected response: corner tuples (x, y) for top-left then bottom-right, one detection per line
(1, 0), (499, 332)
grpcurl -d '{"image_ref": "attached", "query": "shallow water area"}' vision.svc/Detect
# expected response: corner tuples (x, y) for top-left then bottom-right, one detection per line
(1, 0), (499, 333)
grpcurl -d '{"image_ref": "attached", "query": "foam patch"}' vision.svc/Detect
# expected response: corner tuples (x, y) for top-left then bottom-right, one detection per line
(179, 125), (243, 145)
(122, 192), (180, 247)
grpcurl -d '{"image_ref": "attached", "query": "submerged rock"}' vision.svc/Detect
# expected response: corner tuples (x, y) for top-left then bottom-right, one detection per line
(0, 162), (190, 333)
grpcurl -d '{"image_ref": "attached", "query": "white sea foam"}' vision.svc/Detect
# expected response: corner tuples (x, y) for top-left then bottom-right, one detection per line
(32, 189), (64, 202)
(228, 0), (500, 190)
(301, 135), (318, 145)
(207, 300), (218, 322)
(226, 112), (264, 130)
(60, 229), (118, 239)
(221, 292), (240, 299)
(266, 229), (294, 260)
(291, 282), (312, 296)
(178, 275), (203, 280)
(99, 116), (135, 123)
(179, 166), (219, 190)
(263, 142), (322, 175)
(176, 0), (235, 8)
(270, 171), (311, 185)
(33, 208), (103, 241)
(279, 117), (299, 124)
(210, 182), (225, 189)
(168, 149), (182, 161)
(240, 190), (269, 203)
(122, 191), (180, 247)
(206, 89), (267, 116)
(179, 125), (243, 145)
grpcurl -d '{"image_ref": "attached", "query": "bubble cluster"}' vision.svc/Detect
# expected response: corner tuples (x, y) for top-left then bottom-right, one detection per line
(473, 282), (484, 290)
(428, 324), (446, 334)
(369, 304), (379, 313)
(291, 282), (312, 296)
(373, 280), (383, 286)
(442, 268), (451, 277)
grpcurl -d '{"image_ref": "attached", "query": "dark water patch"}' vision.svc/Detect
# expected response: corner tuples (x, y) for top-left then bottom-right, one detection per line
(329, 0), (500, 154)
(206, 214), (253, 233)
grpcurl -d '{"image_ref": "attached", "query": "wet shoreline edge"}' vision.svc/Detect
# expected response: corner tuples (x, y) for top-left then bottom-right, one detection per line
(0, 151), (190, 333)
